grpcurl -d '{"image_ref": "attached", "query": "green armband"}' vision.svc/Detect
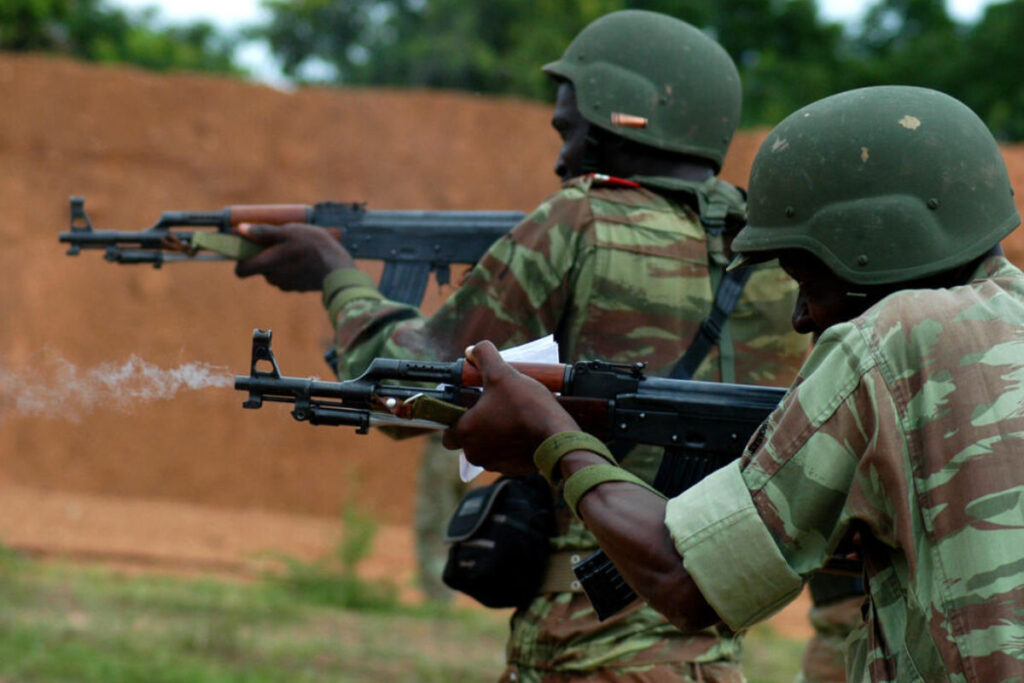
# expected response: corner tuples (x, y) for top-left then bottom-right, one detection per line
(322, 268), (378, 307)
(322, 268), (383, 322)
(562, 464), (663, 521)
(533, 431), (615, 486)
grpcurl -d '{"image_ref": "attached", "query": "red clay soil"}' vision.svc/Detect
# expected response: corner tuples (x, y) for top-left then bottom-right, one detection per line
(1, 55), (1023, 630)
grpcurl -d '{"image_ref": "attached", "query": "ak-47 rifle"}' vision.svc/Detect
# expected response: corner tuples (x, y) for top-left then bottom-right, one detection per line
(58, 197), (524, 307)
(235, 329), (817, 619)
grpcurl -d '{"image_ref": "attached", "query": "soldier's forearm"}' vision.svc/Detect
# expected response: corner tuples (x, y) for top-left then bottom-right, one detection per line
(573, 476), (720, 631)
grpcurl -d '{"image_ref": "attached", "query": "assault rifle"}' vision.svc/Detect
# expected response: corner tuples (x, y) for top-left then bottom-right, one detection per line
(235, 329), (804, 619)
(59, 197), (524, 307)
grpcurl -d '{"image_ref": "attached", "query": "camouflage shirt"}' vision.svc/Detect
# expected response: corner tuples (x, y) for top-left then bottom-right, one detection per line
(666, 255), (1024, 681)
(328, 174), (805, 383)
(326, 174), (808, 676)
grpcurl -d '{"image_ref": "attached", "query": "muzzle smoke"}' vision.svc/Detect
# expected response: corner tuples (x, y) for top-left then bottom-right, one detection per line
(0, 353), (233, 422)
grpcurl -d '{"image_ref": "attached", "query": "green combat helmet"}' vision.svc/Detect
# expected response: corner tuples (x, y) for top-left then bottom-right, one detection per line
(731, 86), (1020, 285)
(542, 10), (741, 171)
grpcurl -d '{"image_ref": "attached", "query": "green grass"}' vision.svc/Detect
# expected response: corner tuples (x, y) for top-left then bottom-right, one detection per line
(0, 545), (507, 682)
(0, 542), (805, 682)
(260, 505), (401, 613)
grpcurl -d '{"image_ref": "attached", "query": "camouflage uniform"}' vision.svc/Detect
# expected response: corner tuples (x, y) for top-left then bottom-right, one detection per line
(325, 173), (807, 680)
(666, 254), (1024, 681)
(796, 590), (863, 683)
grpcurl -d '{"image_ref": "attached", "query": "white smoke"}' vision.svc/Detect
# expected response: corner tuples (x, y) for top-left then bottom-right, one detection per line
(0, 353), (234, 422)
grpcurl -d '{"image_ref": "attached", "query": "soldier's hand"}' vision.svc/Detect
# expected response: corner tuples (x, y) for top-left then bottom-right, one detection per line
(443, 341), (579, 475)
(234, 222), (356, 292)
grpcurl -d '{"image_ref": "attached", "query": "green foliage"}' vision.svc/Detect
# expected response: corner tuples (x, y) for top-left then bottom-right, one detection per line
(683, 0), (847, 126)
(255, 0), (624, 98)
(0, 0), (240, 74)
(254, 0), (1024, 140)
(959, 0), (1024, 140)
(249, 0), (852, 123)
(267, 505), (400, 611)
(6, 0), (1024, 139)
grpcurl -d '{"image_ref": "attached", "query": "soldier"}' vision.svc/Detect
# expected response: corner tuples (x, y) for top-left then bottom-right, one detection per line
(236, 10), (808, 681)
(444, 85), (1024, 681)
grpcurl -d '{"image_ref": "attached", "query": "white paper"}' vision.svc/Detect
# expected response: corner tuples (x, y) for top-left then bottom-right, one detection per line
(459, 335), (560, 482)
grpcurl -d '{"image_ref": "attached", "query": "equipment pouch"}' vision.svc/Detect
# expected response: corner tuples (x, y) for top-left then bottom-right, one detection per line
(442, 474), (555, 608)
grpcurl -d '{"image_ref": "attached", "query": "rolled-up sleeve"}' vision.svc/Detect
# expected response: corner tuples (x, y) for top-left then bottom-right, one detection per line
(664, 460), (804, 631)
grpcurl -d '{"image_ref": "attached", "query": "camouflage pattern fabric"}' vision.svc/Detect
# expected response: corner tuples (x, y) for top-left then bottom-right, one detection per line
(796, 595), (864, 683)
(330, 174), (806, 383)
(500, 594), (745, 682)
(667, 255), (1024, 681)
(328, 174), (808, 678)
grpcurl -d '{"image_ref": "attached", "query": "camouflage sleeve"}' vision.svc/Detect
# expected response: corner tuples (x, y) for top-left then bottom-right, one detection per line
(665, 322), (895, 629)
(326, 187), (596, 378)
(664, 461), (804, 630)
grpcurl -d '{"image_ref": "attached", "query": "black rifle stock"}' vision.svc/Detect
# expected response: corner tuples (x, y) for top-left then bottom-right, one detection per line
(234, 329), (800, 619)
(59, 197), (524, 306)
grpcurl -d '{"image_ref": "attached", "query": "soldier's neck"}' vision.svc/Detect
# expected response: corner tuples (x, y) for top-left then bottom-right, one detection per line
(607, 155), (715, 182)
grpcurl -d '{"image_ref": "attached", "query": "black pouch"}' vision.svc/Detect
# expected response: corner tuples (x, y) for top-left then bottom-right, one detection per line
(441, 474), (555, 608)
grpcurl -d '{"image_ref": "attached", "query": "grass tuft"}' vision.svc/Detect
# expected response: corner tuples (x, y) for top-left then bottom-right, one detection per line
(266, 505), (400, 612)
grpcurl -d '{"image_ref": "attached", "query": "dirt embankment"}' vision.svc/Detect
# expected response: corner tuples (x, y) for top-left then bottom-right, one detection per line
(2, 56), (1024, 602)
(0, 54), (561, 525)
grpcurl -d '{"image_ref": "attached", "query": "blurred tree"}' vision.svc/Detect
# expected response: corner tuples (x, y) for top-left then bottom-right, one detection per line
(860, 0), (956, 50)
(958, 0), (1024, 140)
(10, 0), (1022, 140)
(256, 0), (627, 96)
(846, 0), (964, 91)
(0, 0), (82, 50)
(255, 0), (848, 125)
(0, 0), (240, 74)
(702, 0), (846, 126)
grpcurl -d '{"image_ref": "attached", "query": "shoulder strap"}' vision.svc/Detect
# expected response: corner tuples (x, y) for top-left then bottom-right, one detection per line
(584, 173), (752, 380)
(629, 177), (750, 380)
(694, 178), (747, 233)
(630, 175), (747, 232)
(669, 266), (752, 380)
(641, 177), (749, 380)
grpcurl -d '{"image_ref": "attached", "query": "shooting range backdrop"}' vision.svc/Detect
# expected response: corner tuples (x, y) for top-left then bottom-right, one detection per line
(2, 53), (1024, 584)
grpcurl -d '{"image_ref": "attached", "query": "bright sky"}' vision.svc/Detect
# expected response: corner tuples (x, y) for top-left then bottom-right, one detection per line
(104, 0), (1000, 85)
